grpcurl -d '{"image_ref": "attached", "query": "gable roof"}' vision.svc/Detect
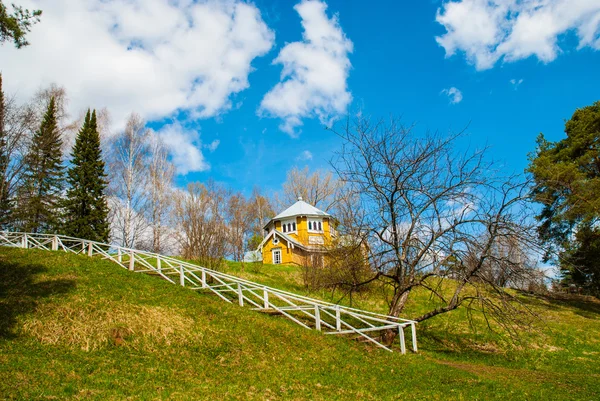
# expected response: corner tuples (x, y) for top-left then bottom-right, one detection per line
(257, 229), (308, 251)
(272, 197), (330, 221)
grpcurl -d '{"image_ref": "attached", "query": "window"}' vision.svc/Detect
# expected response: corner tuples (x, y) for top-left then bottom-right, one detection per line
(273, 237), (279, 245)
(308, 219), (323, 233)
(281, 219), (296, 234)
(272, 249), (281, 264)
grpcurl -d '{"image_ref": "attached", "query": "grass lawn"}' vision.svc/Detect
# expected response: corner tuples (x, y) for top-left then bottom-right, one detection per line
(1, 247), (599, 400)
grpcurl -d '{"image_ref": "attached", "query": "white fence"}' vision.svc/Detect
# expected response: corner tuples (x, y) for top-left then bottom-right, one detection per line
(0, 231), (417, 353)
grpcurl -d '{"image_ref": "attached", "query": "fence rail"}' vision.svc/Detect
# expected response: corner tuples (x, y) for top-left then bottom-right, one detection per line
(0, 231), (417, 353)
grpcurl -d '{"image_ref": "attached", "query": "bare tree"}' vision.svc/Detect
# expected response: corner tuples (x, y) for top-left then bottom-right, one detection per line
(174, 181), (229, 269)
(0, 88), (35, 204)
(281, 166), (343, 212)
(248, 186), (274, 240)
(331, 117), (540, 343)
(227, 192), (253, 262)
(106, 113), (150, 248)
(143, 134), (175, 254)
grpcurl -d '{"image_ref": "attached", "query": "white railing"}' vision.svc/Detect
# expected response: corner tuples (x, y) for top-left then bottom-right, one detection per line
(0, 231), (417, 353)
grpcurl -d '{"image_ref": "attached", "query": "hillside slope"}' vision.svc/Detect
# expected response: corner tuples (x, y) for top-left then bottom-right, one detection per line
(0, 247), (598, 400)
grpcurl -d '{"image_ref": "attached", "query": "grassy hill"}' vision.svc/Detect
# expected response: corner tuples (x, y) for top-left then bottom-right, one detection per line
(1, 247), (599, 400)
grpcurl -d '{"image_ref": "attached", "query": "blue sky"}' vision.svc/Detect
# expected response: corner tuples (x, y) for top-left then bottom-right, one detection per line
(2, 0), (600, 196)
(170, 0), (600, 194)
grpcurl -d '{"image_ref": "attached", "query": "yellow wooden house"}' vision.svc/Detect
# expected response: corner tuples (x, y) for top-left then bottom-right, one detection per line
(258, 197), (334, 266)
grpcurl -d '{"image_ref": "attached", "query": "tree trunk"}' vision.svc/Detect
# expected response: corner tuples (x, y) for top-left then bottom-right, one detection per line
(382, 288), (411, 345)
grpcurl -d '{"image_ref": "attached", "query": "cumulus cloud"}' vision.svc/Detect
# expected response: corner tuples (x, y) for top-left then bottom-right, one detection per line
(296, 150), (313, 161)
(205, 140), (221, 152)
(441, 87), (463, 104)
(0, 0), (274, 173)
(259, 0), (353, 136)
(154, 123), (209, 175)
(435, 0), (600, 70)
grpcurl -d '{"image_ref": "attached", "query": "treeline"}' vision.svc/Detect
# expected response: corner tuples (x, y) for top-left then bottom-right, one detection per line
(0, 76), (109, 242)
(0, 76), (346, 266)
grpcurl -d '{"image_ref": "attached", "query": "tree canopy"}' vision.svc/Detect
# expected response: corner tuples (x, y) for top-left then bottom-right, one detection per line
(528, 100), (600, 294)
(16, 96), (64, 233)
(63, 110), (110, 243)
(0, 1), (41, 48)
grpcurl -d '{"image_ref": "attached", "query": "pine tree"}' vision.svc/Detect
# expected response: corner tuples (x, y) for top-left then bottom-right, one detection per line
(17, 96), (64, 233)
(63, 109), (109, 242)
(0, 73), (11, 229)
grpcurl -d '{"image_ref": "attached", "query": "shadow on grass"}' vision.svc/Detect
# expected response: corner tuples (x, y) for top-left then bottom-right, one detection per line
(517, 291), (600, 318)
(0, 259), (75, 339)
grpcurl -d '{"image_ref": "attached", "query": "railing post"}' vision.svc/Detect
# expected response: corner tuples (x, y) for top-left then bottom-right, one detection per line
(88, 242), (93, 257)
(411, 323), (418, 353)
(335, 305), (341, 331)
(129, 251), (135, 271)
(314, 305), (321, 331)
(117, 248), (122, 263)
(51, 236), (58, 251)
(179, 264), (185, 287)
(263, 288), (269, 309)
(82, 241), (85, 253)
(237, 283), (244, 306)
(399, 326), (406, 355)
(22, 233), (27, 249)
(156, 256), (161, 273)
(201, 269), (207, 288)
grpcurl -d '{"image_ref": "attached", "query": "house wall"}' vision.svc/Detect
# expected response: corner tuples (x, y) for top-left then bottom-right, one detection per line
(261, 215), (333, 265)
(262, 235), (295, 264)
(323, 218), (331, 241)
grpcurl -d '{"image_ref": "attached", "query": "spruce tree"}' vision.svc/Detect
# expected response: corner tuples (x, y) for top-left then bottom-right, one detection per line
(63, 109), (109, 242)
(0, 74), (11, 229)
(17, 96), (64, 233)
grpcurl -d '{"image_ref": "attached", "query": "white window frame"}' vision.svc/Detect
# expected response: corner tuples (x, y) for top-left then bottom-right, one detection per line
(272, 249), (282, 264)
(308, 218), (323, 233)
(281, 218), (297, 234)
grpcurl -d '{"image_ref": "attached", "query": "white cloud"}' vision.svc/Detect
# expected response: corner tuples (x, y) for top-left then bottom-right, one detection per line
(259, 0), (353, 136)
(205, 139), (220, 152)
(441, 87), (463, 104)
(155, 123), (209, 175)
(435, 0), (600, 70)
(0, 0), (274, 173)
(510, 78), (524, 89)
(296, 150), (313, 161)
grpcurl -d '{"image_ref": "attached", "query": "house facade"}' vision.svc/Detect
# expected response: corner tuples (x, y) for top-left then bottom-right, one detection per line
(258, 197), (334, 265)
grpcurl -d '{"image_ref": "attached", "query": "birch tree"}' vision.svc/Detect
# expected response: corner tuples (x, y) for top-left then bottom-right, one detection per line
(107, 113), (150, 248)
(145, 135), (175, 253)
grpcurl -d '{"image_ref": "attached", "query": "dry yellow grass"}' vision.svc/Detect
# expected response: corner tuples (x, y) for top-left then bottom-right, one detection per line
(22, 298), (204, 351)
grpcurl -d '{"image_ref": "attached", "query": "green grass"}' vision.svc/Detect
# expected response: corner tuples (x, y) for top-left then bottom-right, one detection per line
(0, 248), (598, 400)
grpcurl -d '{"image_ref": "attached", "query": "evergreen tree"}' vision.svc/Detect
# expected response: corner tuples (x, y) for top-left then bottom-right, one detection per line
(0, 2), (42, 48)
(17, 96), (64, 233)
(63, 109), (109, 242)
(0, 74), (11, 229)
(528, 100), (600, 295)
